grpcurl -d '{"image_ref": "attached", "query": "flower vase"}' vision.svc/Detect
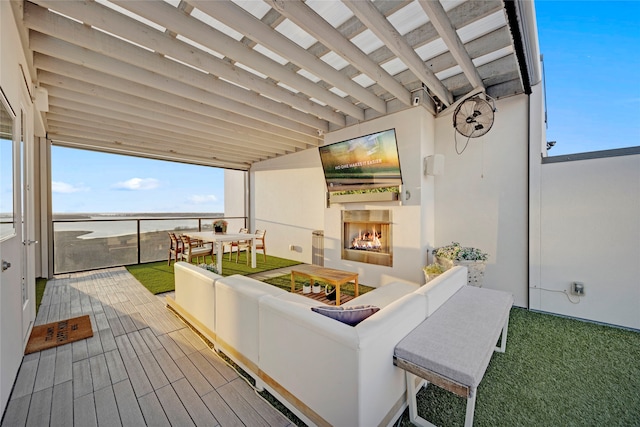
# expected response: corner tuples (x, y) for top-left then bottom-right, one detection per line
(455, 260), (486, 287)
(302, 284), (311, 294)
(312, 284), (322, 293)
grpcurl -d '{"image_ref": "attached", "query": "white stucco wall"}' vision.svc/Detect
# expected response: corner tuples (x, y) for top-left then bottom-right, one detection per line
(250, 107), (435, 286)
(249, 149), (327, 264)
(322, 107), (435, 287)
(531, 153), (640, 329)
(433, 94), (530, 307)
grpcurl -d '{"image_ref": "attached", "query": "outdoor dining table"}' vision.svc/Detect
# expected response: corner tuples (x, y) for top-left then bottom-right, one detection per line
(184, 231), (256, 274)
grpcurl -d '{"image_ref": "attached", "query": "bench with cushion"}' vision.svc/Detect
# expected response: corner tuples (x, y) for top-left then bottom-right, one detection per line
(394, 285), (513, 427)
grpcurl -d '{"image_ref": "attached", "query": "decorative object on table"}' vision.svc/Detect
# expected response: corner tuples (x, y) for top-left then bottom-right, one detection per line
(312, 283), (322, 293)
(213, 219), (228, 233)
(432, 242), (488, 287)
(325, 285), (336, 301)
(302, 283), (311, 294)
(422, 263), (446, 283)
(197, 263), (218, 274)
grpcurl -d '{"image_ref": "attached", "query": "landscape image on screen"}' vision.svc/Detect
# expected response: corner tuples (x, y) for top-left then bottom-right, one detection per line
(319, 128), (402, 191)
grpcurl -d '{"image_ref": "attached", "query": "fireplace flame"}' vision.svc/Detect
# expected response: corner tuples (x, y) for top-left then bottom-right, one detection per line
(351, 226), (382, 251)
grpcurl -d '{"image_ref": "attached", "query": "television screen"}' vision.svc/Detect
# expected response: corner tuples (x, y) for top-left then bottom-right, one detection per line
(319, 128), (402, 191)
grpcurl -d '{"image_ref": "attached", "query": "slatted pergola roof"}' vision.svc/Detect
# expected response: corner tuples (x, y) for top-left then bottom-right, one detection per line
(18, 0), (539, 170)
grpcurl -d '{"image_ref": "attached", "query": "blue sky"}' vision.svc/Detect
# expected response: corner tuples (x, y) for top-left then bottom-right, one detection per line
(52, 146), (225, 213)
(535, 1), (640, 155)
(49, 1), (639, 213)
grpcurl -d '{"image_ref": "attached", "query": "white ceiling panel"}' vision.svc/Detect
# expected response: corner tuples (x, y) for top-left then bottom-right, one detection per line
(22, 0), (533, 170)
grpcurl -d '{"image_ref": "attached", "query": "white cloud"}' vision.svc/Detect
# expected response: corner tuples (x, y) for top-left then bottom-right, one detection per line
(187, 194), (218, 204)
(52, 181), (89, 193)
(112, 178), (160, 191)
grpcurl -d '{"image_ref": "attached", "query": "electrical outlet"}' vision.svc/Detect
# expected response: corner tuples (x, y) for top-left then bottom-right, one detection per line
(572, 282), (585, 296)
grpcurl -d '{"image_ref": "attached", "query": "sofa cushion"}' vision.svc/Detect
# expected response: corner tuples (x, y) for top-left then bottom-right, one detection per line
(413, 266), (467, 316)
(311, 305), (380, 326)
(347, 280), (419, 309)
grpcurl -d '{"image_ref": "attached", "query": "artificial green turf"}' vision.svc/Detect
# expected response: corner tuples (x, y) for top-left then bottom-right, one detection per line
(126, 253), (302, 294)
(395, 308), (640, 426)
(35, 277), (47, 314)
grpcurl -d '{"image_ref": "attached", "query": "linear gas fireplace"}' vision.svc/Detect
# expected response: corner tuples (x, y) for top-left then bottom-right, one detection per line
(342, 210), (392, 267)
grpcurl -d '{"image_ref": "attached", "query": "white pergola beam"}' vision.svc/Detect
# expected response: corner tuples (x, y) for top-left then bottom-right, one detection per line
(418, 0), (484, 91)
(264, 0), (412, 107)
(34, 55), (316, 149)
(108, 0), (360, 123)
(342, 0), (453, 106)
(186, 0), (386, 115)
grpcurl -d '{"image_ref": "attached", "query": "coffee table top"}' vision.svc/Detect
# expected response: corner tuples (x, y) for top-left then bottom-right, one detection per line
(290, 265), (358, 282)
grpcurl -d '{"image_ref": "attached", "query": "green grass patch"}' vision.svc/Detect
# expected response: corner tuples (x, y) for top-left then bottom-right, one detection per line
(35, 277), (47, 314)
(262, 274), (376, 296)
(395, 308), (640, 426)
(127, 253), (302, 295)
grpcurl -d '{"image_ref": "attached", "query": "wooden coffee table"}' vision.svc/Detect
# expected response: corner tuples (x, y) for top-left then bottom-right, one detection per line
(290, 265), (358, 306)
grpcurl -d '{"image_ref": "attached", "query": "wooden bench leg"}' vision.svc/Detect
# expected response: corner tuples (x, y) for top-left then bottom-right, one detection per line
(495, 316), (510, 353)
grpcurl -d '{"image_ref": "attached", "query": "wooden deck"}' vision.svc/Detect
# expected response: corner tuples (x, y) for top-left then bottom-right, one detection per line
(2, 267), (293, 427)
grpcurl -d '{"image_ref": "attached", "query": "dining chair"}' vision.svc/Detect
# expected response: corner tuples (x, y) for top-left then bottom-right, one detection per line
(167, 232), (183, 265)
(229, 228), (250, 264)
(252, 229), (267, 262)
(179, 234), (213, 264)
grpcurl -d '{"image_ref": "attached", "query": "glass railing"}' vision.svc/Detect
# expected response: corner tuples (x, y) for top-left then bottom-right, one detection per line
(53, 215), (247, 274)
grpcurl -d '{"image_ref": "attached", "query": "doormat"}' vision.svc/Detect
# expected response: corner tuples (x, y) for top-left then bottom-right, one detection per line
(24, 315), (93, 354)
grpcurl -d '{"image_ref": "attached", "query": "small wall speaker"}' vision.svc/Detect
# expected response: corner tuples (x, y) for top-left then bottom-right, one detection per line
(412, 95), (420, 106)
(35, 87), (49, 112)
(424, 154), (444, 176)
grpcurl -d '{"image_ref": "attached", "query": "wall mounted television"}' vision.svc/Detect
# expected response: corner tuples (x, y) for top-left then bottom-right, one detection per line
(319, 128), (403, 192)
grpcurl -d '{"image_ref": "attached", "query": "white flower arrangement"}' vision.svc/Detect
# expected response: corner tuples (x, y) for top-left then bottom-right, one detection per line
(432, 242), (488, 262)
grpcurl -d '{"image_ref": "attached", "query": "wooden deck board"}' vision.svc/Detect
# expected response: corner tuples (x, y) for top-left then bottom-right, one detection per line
(2, 266), (291, 427)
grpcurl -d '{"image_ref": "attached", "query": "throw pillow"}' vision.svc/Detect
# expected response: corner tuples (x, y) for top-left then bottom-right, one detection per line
(311, 305), (380, 326)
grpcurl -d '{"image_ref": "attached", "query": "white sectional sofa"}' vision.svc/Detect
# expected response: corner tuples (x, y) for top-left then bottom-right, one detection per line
(168, 262), (468, 427)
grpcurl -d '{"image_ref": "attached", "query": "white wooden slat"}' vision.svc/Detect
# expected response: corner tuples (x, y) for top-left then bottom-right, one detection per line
(172, 377), (219, 426)
(216, 380), (270, 427)
(104, 350), (129, 385)
(186, 351), (227, 389)
(28, 33), (320, 143)
(54, 345), (73, 385)
(155, 384), (196, 427)
(50, 381), (73, 427)
(72, 359), (93, 399)
(25, 387), (52, 427)
(89, 354), (112, 392)
(266, 0), (411, 106)
(73, 392), (98, 427)
(174, 356), (215, 397)
(113, 381), (148, 427)
(138, 353), (170, 391)
(35, 0), (341, 128)
(343, 0), (453, 105)
(201, 389), (245, 427)
(110, 0), (360, 123)
(10, 357), (38, 400)
(418, 0), (484, 90)
(192, 0), (384, 115)
(137, 392), (171, 427)
(24, 2), (329, 133)
(31, 351), (55, 394)
(41, 91), (293, 158)
(121, 356), (154, 398)
(34, 55), (320, 149)
(94, 386), (122, 427)
(230, 375), (290, 427)
(1, 394), (31, 427)
(150, 348), (184, 383)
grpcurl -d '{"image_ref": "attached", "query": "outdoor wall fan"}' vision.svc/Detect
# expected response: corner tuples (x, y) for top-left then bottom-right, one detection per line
(452, 95), (496, 154)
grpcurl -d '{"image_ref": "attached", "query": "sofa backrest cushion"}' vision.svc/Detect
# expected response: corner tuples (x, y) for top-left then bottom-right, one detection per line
(413, 265), (467, 316)
(346, 280), (419, 309)
(311, 305), (380, 326)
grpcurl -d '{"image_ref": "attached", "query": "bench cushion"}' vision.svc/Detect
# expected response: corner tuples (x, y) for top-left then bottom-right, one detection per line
(394, 286), (513, 391)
